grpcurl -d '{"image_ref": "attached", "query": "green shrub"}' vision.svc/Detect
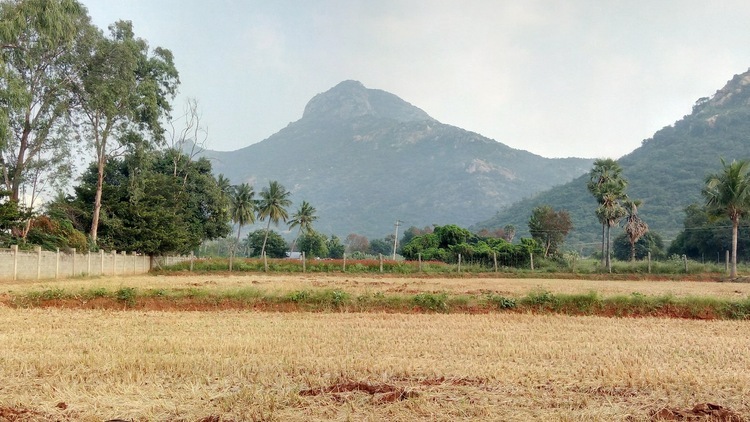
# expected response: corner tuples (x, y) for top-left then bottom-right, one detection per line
(115, 287), (137, 306)
(413, 292), (448, 312)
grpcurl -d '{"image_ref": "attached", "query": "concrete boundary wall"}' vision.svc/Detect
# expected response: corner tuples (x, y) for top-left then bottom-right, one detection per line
(0, 246), (190, 281)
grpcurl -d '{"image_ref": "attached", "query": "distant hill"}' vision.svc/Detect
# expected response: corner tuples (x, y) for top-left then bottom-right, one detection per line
(200, 80), (593, 239)
(473, 69), (750, 253)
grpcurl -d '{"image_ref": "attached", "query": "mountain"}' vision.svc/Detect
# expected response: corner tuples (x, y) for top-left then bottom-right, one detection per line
(200, 80), (593, 239)
(472, 69), (750, 253)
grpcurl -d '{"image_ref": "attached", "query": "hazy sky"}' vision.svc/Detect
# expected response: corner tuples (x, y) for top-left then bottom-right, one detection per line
(84, 1), (750, 159)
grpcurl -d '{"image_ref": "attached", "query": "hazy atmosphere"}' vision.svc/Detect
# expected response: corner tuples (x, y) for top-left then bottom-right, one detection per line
(85, 0), (750, 159)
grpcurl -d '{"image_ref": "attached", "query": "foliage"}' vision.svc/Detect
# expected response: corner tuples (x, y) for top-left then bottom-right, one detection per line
(368, 238), (391, 256)
(327, 235), (345, 259)
(70, 19), (179, 244)
(297, 229), (328, 258)
(257, 180), (291, 257)
(612, 231), (665, 261)
(0, 0), (91, 202)
(401, 224), (538, 268)
(59, 149), (230, 254)
(345, 233), (369, 253)
(288, 200), (317, 252)
(229, 183), (256, 243)
(528, 205), (572, 257)
(669, 203), (750, 261)
(702, 158), (750, 277)
(622, 200), (649, 261)
(244, 229), (287, 258)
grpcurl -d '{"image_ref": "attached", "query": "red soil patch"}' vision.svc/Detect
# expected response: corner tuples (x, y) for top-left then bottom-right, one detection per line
(651, 403), (745, 421)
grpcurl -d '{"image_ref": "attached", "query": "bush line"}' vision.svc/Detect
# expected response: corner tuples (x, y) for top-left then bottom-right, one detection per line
(10, 287), (750, 319)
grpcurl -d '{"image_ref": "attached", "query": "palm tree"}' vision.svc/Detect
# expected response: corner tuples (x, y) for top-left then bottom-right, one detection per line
(257, 180), (292, 257)
(596, 192), (627, 272)
(587, 159), (628, 267)
(288, 200), (318, 253)
(229, 183), (256, 252)
(703, 159), (750, 278)
(623, 200), (649, 262)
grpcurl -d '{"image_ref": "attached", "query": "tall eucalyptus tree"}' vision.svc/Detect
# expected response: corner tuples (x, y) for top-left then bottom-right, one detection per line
(70, 20), (179, 244)
(0, 0), (92, 203)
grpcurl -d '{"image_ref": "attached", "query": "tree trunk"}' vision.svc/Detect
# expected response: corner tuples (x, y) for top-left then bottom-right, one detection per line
(90, 154), (105, 244)
(602, 223), (607, 267)
(731, 218), (739, 278)
(260, 219), (272, 257)
(606, 223), (612, 273)
(11, 114), (32, 202)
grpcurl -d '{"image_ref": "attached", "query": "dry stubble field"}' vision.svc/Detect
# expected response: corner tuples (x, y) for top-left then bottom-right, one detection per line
(0, 274), (749, 421)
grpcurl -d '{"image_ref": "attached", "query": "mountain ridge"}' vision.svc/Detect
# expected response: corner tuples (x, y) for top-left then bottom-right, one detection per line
(200, 80), (593, 239)
(472, 67), (750, 252)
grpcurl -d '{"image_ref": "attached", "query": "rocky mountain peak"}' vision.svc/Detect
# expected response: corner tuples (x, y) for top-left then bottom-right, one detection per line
(302, 80), (435, 123)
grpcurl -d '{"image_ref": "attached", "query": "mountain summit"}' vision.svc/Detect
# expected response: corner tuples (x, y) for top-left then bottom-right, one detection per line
(302, 80), (435, 123)
(202, 81), (592, 238)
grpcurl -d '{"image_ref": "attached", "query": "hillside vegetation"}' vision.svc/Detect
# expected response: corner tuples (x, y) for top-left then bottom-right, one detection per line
(474, 69), (750, 253)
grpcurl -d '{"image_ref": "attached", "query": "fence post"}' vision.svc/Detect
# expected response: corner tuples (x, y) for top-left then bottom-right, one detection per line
(418, 253), (422, 272)
(264, 251), (268, 272)
(36, 246), (42, 280)
(493, 252), (498, 273)
(726, 250), (730, 274)
(132, 251), (137, 274)
(87, 251), (91, 276)
(71, 248), (76, 277)
(458, 253), (461, 273)
(190, 251), (194, 272)
(302, 251), (305, 273)
(342, 253), (346, 272)
(56, 248), (60, 279)
(530, 252), (534, 271)
(112, 250), (117, 275)
(683, 254), (688, 273)
(11, 245), (18, 281)
(100, 250), (104, 275)
(379, 254), (383, 273)
(647, 252), (652, 274)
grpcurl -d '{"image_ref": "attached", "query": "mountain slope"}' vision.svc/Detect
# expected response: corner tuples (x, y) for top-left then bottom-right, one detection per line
(473, 69), (750, 252)
(202, 80), (593, 238)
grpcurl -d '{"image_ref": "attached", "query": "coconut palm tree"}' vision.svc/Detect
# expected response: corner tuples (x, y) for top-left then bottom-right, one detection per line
(257, 180), (292, 257)
(703, 159), (750, 278)
(587, 159), (628, 266)
(623, 199), (649, 262)
(229, 183), (256, 252)
(288, 200), (318, 253)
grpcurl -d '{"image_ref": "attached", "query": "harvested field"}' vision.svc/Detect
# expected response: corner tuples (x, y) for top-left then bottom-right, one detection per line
(0, 274), (748, 421)
(3, 273), (750, 299)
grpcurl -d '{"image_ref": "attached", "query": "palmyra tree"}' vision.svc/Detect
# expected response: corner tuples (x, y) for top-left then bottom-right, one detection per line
(623, 200), (649, 262)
